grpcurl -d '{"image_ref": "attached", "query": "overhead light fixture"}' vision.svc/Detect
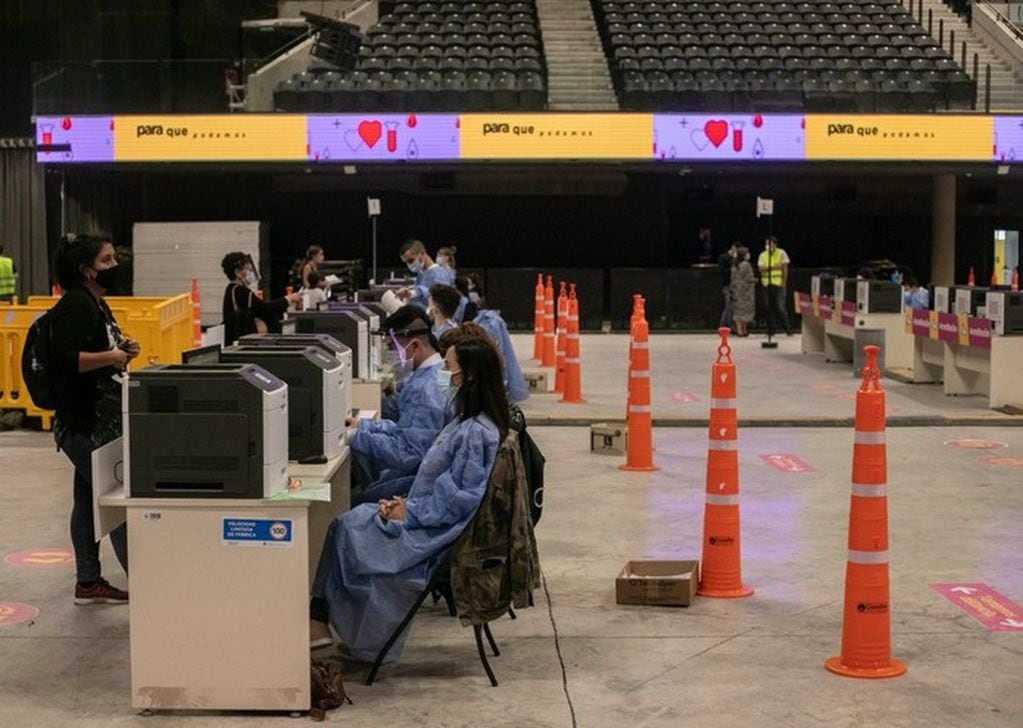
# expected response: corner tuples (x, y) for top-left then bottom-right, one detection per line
(997, 165), (1010, 176)
(343, 165), (357, 175)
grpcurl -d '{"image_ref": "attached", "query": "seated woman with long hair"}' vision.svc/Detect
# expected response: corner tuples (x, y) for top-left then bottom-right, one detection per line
(309, 336), (510, 663)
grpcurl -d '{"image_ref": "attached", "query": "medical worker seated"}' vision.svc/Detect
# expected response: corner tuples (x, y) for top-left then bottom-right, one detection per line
(309, 336), (509, 663)
(348, 306), (447, 506)
(429, 284), (529, 403)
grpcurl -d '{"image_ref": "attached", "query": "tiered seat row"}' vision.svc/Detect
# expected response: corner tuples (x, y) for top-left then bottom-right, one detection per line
(275, 1), (548, 112)
(593, 0), (976, 111)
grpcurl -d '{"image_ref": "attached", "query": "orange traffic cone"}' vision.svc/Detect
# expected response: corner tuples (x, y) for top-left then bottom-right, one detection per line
(990, 269), (998, 287)
(967, 266), (975, 286)
(698, 328), (754, 598)
(532, 274), (545, 362)
(554, 282), (568, 393)
(825, 345), (906, 679)
(542, 275), (556, 367)
(1012, 269), (1019, 292)
(190, 278), (202, 347)
(560, 284), (585, 404)
(626, 295), (644, 408)
(621, 296), (657, 471)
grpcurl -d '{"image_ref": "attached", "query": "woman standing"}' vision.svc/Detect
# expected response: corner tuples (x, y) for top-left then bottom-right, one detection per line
(309, 336), (508, 662)
(299, 245), (325, 289)
(50, 233), (139, 604)
(730, 245), (756, 337)
(221, 252), (300, 344)
(436, 246), (457, 277)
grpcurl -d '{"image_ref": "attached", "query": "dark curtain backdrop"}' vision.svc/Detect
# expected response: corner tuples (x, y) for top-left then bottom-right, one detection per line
(0, 144), (48, 297)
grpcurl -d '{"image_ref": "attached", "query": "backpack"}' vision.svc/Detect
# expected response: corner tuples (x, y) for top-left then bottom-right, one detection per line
(21, 310), (57, 410)
(309, 659), (352, 721)
(510, 406), (546, 525)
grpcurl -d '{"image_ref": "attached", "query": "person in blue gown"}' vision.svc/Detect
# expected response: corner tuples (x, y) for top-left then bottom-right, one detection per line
(349, 306), (447, 507)
(429, 283), (530, 403)
(395, 238), (454, 310)
(309, 336), (511, 663)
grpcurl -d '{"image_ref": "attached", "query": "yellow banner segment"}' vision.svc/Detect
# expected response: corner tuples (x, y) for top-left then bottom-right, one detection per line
(459, 114), (653, 159)
(114, 115), (307, 161)
(805, 115), (993, 161)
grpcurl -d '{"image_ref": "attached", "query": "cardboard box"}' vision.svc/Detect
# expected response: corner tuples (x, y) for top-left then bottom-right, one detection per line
(524, 371), (548, 392)
(615, 560), (699, 607)
(591, 422), (627, 454)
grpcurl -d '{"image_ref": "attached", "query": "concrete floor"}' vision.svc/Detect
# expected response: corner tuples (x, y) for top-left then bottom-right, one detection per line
(2, 333), (1022, 726)
(512, 333), (1021, 425)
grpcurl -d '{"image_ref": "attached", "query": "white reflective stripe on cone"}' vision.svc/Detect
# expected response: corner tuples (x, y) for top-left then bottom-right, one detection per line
(711, 398), (737, 408)
(629, 405), (651, 413)
(851, 484), (888, 498)
(567, 333), (580, 340)
(854, 431), (886, 445)
(706, 493), (739, 506)
(847, 549), (889, 564)
(708, 440), (738, 451)
(632, 342), (649, 349)
(630, 371), (650, 378)
(565, 358), (580, 364)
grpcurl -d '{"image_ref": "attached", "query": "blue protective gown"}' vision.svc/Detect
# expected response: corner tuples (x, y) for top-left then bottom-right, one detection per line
(350, 356), (446, 505)
(312, 414), (500, 664)
(474, 309), (530, 403)
(409, 263), (455, 309)
(431, 317), (458, 341)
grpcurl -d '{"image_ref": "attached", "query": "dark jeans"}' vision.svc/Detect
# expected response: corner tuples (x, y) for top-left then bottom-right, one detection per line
(719, 286), (734, 330)
(60, 431), (128, 584)
(762, 285), (791, 336)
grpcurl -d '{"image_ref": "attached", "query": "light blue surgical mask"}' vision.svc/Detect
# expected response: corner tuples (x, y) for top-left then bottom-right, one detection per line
(407, 258), (424, 274)
(435, 368), (459, 395)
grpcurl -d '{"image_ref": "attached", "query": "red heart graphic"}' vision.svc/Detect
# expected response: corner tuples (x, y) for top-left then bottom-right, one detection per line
(358, 120), (382, 148)
(704, 120), (728, 148)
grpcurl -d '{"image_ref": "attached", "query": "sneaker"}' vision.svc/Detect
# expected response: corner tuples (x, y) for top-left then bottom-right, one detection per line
(310, 619), (334, 650)
(74, 578), (128, 605)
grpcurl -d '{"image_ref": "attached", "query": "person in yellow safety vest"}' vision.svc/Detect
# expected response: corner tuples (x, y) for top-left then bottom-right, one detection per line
(0, 245), (17, 302)
(756, 235), (792, 336)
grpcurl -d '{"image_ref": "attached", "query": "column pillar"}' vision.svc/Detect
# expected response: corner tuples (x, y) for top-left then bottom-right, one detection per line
(931, 173), (956, 285)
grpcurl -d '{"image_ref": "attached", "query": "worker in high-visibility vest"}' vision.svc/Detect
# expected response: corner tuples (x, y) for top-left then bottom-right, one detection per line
(0, 245), (16, 302)
(756, 235), (791, 336)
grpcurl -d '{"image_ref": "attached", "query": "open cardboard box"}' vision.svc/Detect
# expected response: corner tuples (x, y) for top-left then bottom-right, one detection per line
(616, 560), (699, 607)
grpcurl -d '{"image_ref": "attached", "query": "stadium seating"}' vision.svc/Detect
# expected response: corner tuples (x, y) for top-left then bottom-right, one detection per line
(275, 1), (548, 112)
(592, 0), (976, 112)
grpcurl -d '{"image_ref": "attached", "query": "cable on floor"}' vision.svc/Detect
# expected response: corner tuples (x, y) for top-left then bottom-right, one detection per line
(542, 571), (578, 728)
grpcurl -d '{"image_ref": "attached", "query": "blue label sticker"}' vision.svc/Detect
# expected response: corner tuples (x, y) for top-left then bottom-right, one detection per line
(222, 518), (293, 547)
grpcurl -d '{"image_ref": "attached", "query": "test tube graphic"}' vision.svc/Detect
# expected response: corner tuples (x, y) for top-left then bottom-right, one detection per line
(41, 124), (54, 153)
(385, 122), (398, 153)
(731, 121), (745, 152)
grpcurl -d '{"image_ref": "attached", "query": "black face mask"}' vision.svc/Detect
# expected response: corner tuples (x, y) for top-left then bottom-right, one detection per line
(90, 266), (119, 292)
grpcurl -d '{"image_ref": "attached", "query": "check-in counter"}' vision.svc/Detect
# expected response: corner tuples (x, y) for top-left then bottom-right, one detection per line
(93, 442), (352, 714)
(795, 292), (913, 370)
(906, 309), (1023, 408)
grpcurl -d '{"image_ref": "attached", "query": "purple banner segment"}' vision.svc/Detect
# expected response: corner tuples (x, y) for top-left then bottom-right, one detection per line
(994, 116), (1023, 163)
(306, 113), (460, 162)
(35, 116), (115, 163)
(653, 113), (805, 161)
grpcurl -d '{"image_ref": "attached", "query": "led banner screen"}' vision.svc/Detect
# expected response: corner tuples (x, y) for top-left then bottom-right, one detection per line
(459, 113), (652, 159)
(653, 113), (804, 161)
(803, 114), (993, 161)
(34, 113), (1023, 164)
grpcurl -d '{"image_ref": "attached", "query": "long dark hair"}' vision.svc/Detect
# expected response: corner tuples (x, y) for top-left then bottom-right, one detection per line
(452, 337), (510, 439)
(54, 233), (110, 291)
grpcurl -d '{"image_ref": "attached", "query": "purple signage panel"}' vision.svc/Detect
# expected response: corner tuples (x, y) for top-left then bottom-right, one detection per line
(937, 312), (960, 343)
(35, 116), (115, 163)
(993, 116), (1023, 163)
(911, 309), (931, 337)
(306, 113), (460, 162)
(653, 113), (805, 161)
(967, 316), (992, 349)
